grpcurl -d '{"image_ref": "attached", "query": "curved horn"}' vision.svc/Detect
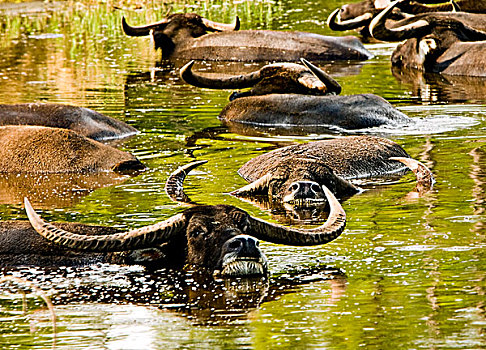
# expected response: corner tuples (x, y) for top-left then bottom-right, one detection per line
(122, 16), (169, 37)
(24, 198), (186, 252)
(327, 8), (374, 31)
(300, 58), (342, 95)
(390, 157), (435, 193)
(370, 0), (430, 41)
(165, 160), (208, 203)
(202, 16), (240, 32)
(230, 173), (273, 197)
(180, 60), (264, 89)
(450, 0), (461, 12)
(247, 184), (346, 246)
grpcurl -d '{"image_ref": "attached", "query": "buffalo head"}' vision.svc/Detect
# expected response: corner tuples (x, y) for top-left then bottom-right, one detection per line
(327, 0), (464, 34)
(180, 58), (342, 100)
(24, 162), (346, 277)
(231, 136), (434, 205)
(122, 13), (239, 57)
(370, 0), (486, 75)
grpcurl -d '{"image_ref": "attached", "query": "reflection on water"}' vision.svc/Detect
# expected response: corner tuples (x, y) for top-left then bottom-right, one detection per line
(0, 0), (485, 349)
(392, 66), (486, 104)
(0, 172), (133, 208)
(0, 264), (345, 348)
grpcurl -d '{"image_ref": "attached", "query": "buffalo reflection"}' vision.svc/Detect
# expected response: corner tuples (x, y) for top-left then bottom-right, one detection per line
(0, 264), (346, 326)
(392, 66), (486, 104)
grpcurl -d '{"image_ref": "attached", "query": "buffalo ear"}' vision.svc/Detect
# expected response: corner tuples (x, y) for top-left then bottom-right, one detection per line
(111, 159), (146, 174)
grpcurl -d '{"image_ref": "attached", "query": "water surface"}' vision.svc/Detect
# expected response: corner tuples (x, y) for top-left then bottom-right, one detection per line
(0, 0), (485, 349)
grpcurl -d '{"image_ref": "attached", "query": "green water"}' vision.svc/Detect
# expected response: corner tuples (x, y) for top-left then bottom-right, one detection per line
(0, 0), (485, 349)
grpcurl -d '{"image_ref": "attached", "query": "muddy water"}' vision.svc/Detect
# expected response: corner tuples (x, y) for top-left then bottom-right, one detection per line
(0, 0), (485, 349)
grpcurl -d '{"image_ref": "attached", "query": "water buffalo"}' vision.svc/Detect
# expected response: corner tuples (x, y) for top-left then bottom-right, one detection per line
(370, 0), (486, 76)
(230, 135), (434, 205)
(0, 125), (145, 173)
(10, 163), (346, 277)
(327, 0), (485, 39)
(180, 58), (411, 130)
(122, 13), (373, 62)
(0, 103), (138, 140)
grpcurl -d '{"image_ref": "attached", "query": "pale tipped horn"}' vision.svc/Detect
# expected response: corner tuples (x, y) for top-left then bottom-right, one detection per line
(180, 60), (264, 89)
(202, 16), (240, 32)
(300, 58), (342, 95)
(327, 8), (374, 31)
(121, 16), (169, 37)
(369, 0), (430, 41)
(450, 0), (461, 12)
(165, 160), (208, 203)
(24, 198), (186, 252)
(389, 157), (435, 193)
(247, 184), (346, 246)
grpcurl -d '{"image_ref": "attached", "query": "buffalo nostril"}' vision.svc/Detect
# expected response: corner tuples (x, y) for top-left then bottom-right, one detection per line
(229, 240), (242, 250)
(311, 183), (322, 193)
(289, 183), (299, 192)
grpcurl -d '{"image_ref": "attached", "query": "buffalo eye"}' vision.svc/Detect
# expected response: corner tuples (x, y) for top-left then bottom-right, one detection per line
(189, 227), (208, 238)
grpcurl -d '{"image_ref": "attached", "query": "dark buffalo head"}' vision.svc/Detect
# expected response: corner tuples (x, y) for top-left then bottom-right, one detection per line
(327, 0), (465, 37)
(327, 0), (391, 32)
(24, 162), (346, 277)
(231, 136), (434, 206)
(180, 58), (341, 100)
(122, 13), (239, 57)
(233, 159), (358, 205)
(370, 0), (486, 74)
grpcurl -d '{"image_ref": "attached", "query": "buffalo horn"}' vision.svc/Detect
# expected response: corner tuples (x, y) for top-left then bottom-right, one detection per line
(165, 160), (208, 203)
(327, 8), (374, 31)
(389, 157), (435, 193)
(370, 0), (430, 41)
(121, 17), (169, 37)
(202, 16), (240, 32)
(230, 173), (273, 197)
(300, 58), (342, 95)
(247, 184), (346, 246)
(24, 198), (186, 252)
(451, 0), (461, 12)
(180, 60), (264, 89)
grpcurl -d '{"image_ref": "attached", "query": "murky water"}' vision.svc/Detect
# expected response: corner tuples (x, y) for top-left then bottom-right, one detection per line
(0, 0), (485, 349)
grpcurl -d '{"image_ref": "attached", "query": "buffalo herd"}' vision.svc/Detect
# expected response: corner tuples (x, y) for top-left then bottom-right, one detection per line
(2, 0), (484, 279)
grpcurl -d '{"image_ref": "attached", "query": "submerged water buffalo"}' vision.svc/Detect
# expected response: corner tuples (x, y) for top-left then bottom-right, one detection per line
(122, 13), (373, 62)
(0, 126), (145, 173)
(0, 103), (138, 140)
(180, 58), (411, 130)
(327, 0), (485, 39)
(229, 135), (434, 205)
(4, 164), (346, 277)
(370, 0), (486, 76)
